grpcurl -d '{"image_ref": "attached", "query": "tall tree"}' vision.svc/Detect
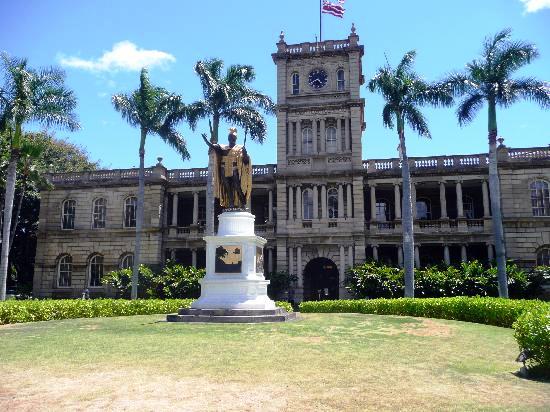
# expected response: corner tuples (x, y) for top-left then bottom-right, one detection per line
(368, 51), (453, 297)
(112, 68), (189, 300)
(184, 59), (275, 235)
(444, 29), (550, 298)
(0, 54), (79, 301)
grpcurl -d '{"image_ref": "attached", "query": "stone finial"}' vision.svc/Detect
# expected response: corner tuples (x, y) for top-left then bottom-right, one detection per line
(497, 137), (505, 147)
(351, 22), (356, 34)
(156, 157), (164, 166)
(279, 30), (285, 43)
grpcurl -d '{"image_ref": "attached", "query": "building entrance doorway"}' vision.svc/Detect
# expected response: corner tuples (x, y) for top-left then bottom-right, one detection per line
(302, 257), (339, 301)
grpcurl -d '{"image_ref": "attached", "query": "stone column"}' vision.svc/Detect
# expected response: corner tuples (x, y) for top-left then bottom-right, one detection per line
(439, 181), (448, 219)
(313, 118), (319, 154)
(311, 119), (318, 154)
(482, 180), (490, 217)
(414, 245), (420, 268)
(394, 184), (401, 219)
(321, 185), (327, 219)
(268, 189), (273, 222)
(370, 185), (377, 221)
(320, 118), (326, 154)
(336, 119), (342, 153)
(267, 247), (274, 273)
(296, 120), (302, 156)
(313, 185), (319, 219)
(348, 245), (354, 269)
(172, 192), (179, 227)
(288, 186), (294, 220)
(372, 245), (379, 261)
(193, 191), (199, 225)
(444, 245), (450, 266)
(339, 245), (346, 279)
(288, 247), (294, 275)
(344, 117), (350, 152)
(487, 243), (494, 261)
(461, 244), (468, 262)
(297, 246), (303, 287)
(338, 184), (344, 219)
(346, 183), (353, 218)
(191, 248), (197, 267)
(163, 194), (169, 227)
(411, 183), (417, 219)
(291, 121), (297, 155)
(456, 181), (464, 218)
(397, 245), (403, 268)
(170, 249), (176, 261)
(296, 185), (302, 221)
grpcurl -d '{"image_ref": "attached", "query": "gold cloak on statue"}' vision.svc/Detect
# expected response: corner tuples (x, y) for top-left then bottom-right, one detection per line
(211, 144), (252, 209)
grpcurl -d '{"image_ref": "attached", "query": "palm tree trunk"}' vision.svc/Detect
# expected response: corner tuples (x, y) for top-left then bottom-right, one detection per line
(9, 179), (26, 252)
(0, 150), (20, 301)
(205, 114), (220, 236)
(488, 101), (508, 298)
(399, 128), (415, 298)
(131, 129), (147, 300)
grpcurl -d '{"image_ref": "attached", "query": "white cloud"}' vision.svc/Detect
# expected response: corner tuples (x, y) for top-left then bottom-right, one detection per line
(519, 0), (550, 13)
(59, 41), (175, 72)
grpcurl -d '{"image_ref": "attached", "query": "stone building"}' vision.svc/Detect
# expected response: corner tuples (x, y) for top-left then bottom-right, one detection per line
(33, 27), (550, 300)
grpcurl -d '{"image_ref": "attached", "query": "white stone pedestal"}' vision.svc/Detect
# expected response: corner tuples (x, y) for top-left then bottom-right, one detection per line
(191, 211), (276, 310)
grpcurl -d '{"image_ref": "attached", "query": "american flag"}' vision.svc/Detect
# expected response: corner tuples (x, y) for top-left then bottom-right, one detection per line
(322, 0), (345, 18)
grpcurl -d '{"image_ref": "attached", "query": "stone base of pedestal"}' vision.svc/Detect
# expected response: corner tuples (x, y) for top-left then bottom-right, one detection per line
(166, 307), (296, 323)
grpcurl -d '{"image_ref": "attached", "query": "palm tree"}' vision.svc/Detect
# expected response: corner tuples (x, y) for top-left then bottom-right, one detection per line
(0, 54), (79, 301)
(112, 68), (189, 300)
(444, 29), (550, 298)
(368, 51), (453, 297)
(184, 59), (275, 235)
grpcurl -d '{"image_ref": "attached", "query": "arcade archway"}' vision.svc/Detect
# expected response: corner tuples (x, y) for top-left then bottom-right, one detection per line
(302, 257), (339, 301)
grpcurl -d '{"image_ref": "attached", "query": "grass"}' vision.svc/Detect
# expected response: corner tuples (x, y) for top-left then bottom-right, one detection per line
(0, 313), (548, 411)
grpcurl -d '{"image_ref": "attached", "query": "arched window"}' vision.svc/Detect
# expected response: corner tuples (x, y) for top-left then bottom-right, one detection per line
(530, 180), (550, 216)
(536, 247), (550, 266)
(463, 195), (475, 219)
(62, 199), (76, 229)
(326, 126), (337, 153)
(303, 189), (314, 220)
(120, 253), (134, 270)
(337, 69), (345, 91)
(92, 198), (106, 228)
(302, 127), (313, 154)
(89, 254), (104, 287)
(292, 72), (300, 95)
(328, 188), (338, 219)
(376, 199), (393, 222)
(416, 198), (431, 220)
(124, 196), (137, 228)
(57, 255), (72, 287)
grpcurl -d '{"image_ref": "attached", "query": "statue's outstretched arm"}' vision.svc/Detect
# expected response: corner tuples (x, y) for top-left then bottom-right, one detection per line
(202, 133), (222, 154)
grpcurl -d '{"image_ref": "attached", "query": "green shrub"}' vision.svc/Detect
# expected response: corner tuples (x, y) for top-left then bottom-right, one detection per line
(275, 301), (293, 313)
(155, 262), (205, 299)
(346, 260), (546, 299)
(265, 271), (298, 300)
(102, 265), (156, 298)
(0, 299), (292, 325)
(513, 306), (550, 370)
(299, 297), (550, 328)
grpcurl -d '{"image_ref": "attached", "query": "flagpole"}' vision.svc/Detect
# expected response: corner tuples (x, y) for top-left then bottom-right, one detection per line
(319, 0), (322, 42)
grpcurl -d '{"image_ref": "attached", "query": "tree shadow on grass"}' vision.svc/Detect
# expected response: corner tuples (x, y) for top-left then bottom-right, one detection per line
(511, 366), (550, 383)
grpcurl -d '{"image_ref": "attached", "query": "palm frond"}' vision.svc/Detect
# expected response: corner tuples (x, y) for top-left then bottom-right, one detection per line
(403, 104), (430, 138)
(112, 93), (140, 127)
(508, 78), (550, 109)
(223, 105), (267, 143)
(483, 28), (512, 60)
(396, 50), (416, 76)
(382, 103), (395, 129)
(225, 64), (255, 85)
(457, 92), (485, 126)
(494, 40), (539, 78)
(195, 59), (222, 100)
(157, 125), (190, 160)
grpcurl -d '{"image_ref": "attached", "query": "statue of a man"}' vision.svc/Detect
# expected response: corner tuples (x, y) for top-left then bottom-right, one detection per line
(202, 127), (252, 209)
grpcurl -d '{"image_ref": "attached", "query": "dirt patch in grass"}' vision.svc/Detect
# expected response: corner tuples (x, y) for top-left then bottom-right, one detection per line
(0, 369), (290, 412)
(378, 318), (454, 337)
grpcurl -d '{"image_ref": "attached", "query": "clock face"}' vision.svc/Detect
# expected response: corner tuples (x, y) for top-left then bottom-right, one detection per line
(308, 69), (328, 89)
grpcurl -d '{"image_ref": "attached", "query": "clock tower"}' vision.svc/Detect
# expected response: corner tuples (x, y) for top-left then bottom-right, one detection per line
(271, 25), (366, 301)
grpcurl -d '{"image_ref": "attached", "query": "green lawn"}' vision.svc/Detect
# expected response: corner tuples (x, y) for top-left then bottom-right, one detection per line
(0, 313), (548, 411)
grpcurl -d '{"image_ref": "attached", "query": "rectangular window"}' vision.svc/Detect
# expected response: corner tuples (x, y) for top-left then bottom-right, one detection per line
(93, 198), (106, 228)
(62, 200), (76, 229)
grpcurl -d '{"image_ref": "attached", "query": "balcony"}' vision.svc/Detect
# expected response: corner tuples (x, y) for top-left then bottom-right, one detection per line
(367, 218), (488, 234)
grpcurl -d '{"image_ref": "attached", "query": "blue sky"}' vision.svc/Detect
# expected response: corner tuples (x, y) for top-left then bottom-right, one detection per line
(1, 0), (549, 169)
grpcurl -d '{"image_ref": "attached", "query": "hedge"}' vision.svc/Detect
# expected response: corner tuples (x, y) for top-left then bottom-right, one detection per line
(513, 307), (550, 370)
(299, 297), (550, 328)
(0, 299), (293, 325)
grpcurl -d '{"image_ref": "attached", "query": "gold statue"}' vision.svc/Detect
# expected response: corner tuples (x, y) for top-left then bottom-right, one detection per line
(202, 128), (252, 209)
